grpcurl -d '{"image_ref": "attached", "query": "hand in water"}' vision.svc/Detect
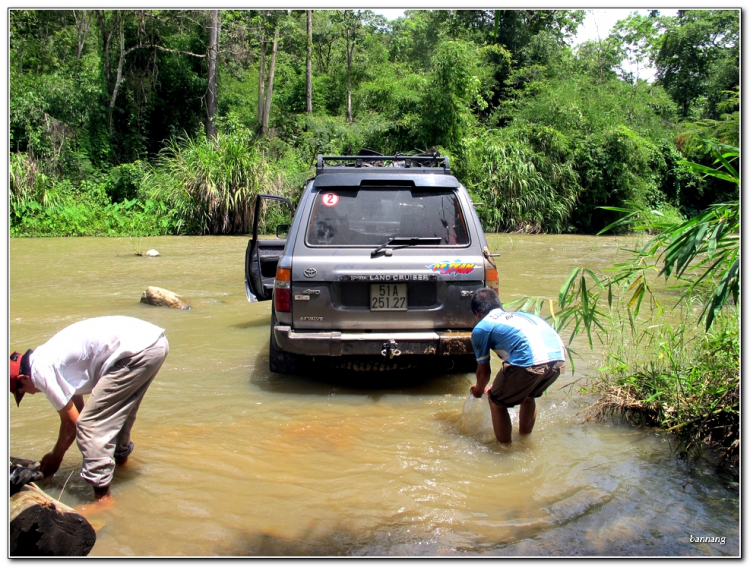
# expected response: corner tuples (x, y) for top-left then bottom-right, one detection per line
(469, 384), (483, 398)
(39, 452), (62, 477)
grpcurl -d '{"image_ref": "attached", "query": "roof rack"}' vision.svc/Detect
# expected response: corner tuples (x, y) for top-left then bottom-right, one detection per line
(316, 154), (451, 176)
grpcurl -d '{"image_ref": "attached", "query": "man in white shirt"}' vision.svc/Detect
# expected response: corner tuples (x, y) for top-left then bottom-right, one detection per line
(10, 316), (169, 503)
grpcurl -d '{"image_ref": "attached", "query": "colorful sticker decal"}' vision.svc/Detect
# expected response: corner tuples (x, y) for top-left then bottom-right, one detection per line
(321, 192), (339, 207)
(427, 260), (476, 275)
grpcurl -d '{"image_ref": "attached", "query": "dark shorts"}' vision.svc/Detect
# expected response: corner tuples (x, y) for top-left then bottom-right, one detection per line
(489, 360), (565, 408)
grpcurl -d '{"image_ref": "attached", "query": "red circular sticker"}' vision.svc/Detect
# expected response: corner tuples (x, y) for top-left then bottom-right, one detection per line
(321, 193), (339, 207)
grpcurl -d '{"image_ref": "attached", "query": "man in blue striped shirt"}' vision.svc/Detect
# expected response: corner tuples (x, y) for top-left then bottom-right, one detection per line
(469, 288), (566, 443)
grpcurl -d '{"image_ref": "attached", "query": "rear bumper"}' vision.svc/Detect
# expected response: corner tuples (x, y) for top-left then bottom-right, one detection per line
(273, 325), (474, 357)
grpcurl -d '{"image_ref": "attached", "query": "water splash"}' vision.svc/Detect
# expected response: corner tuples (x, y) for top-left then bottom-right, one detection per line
(458, 394), (495, 442)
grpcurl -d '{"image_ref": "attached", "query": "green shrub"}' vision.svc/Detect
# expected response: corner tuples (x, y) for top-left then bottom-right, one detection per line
(457, 125), (580, 233)
(10, 152), (175, 237)
(147, 129), (276, 235)
(105, 161), (148, 203)
(284, 113), (391, 161)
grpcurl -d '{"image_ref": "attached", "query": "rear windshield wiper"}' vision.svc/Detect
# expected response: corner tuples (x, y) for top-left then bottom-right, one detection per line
(371, 237), (442, 258)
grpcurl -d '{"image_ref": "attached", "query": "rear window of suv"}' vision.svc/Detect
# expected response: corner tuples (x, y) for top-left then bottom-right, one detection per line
(306, 187), (470, 246)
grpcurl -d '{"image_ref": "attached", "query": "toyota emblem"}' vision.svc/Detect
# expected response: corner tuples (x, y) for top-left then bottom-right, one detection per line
(304, 268), (317, 278)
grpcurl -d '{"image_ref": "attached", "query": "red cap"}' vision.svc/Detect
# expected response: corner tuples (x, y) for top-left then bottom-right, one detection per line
(9, 351), (24, 406)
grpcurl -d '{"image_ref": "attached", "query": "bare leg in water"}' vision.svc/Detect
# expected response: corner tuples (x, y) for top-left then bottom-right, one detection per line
(489, 396), (537, 443)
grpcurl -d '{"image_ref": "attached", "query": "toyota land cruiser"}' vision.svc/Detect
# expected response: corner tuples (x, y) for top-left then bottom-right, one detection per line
(245, 153), (498, 374)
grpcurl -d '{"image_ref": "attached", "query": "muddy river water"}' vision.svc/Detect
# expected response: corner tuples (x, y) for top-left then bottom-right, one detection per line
(8, 234), (739, 556)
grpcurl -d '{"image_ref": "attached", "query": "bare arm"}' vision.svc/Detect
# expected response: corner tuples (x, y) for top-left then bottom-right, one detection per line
(470, 362), (492, 398)
(39, 400), (80, 477)
(71, 394), (85, 413)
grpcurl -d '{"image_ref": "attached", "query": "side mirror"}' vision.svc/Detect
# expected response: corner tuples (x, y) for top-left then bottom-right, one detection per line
(276, 224), (291, 238)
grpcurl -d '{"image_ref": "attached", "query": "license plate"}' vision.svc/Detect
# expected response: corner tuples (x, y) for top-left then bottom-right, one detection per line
(370, 284), (407, 311)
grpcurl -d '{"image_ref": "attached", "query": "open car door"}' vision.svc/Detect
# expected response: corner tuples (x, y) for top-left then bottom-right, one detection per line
(245, 194), (294, 302)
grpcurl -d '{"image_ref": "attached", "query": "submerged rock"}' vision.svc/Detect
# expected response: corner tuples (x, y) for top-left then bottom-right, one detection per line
(140, 286), (191, 310)
(143, 249), (160, 257)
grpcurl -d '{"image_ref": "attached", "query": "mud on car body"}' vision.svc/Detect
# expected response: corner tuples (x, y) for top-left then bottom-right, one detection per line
(245, 153), (499, 374)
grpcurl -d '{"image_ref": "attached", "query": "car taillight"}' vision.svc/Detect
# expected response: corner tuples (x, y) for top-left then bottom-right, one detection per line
(274, 268), (291, 312)
(484, 267), (499, 293)
(484, 268), (500, 292)
(482, 245), (499, 293)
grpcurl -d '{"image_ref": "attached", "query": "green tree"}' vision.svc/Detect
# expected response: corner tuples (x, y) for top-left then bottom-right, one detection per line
(419, 39), (487, 149)
(9, 8), (739, 241)
(610, 11), (663, 83)
(655, 10), (739, 117)
(493, 9), (584, 56)
(506, 67), (680, 232)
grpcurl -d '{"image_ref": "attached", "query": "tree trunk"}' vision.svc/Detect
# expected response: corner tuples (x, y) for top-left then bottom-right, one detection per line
(74, 10), (90, 60)
(306, 10), (313, 115)
(344, 11), (356, 123)
(10, 484), (96, 556)
(261, 27), (279, 136)
(346, 36), (353, 123)
(206, 9), (221, 139)
(257, 15), (267, 128)
(96, 10), (117, 90)
(108, 15), (126, 130)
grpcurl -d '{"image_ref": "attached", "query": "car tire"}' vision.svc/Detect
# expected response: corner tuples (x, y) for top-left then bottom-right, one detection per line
(269, 312), (302, 375)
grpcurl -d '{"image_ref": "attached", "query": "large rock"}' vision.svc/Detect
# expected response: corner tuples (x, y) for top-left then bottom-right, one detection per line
(10, 483), (96, 556)
(140, 286), (191, 310)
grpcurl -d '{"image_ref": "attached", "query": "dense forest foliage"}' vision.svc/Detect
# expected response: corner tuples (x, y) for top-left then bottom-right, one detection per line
(9, 9), (739, 237)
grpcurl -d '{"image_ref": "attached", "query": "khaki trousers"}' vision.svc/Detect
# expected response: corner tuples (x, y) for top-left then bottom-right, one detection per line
(76, 335), (169, 487)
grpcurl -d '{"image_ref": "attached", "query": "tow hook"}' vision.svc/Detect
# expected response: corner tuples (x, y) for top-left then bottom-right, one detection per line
(381, 339), (402, 359)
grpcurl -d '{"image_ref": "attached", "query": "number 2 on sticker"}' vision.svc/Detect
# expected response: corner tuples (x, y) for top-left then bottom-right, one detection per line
(322, 193), (339, 207)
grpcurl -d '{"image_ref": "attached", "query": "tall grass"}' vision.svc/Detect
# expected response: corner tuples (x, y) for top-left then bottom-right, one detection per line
(148, 131), (276, 235)
(9, 127), (310, 237)
(9, 152), (58, 214)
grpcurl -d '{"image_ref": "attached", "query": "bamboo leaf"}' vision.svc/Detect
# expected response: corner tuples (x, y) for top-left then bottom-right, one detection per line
(626, 275), (643, 293)
(584, 268), (602, 286)
(628, 282), (644, 310)
(558, 268), (580, 308)
(713, 151), (738, 180)
(580, 276), (594, 348)
(704, 258), (739, 331)
(706, 224), (720, 259)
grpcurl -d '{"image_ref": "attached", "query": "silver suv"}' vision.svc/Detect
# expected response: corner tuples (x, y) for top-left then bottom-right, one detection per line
(245, 153), (499, 374)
